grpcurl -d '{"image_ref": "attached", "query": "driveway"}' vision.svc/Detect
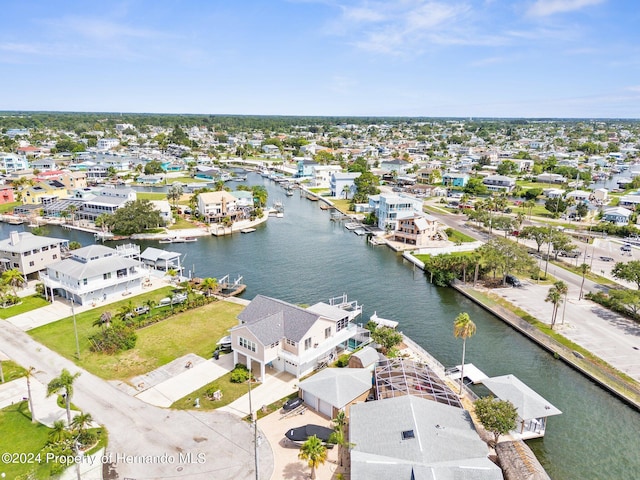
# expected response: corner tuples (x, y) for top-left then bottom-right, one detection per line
(0, 320), (274, 480)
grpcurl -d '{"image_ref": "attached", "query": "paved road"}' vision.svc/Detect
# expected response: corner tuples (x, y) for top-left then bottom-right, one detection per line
(0, 320), (273, 480)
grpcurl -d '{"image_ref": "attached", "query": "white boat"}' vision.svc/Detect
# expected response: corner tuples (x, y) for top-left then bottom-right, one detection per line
(354, 228), (366, 236)
(159, 236), (198, 244)
(241, 228), (256, 234)
(345, 222), (360, 230)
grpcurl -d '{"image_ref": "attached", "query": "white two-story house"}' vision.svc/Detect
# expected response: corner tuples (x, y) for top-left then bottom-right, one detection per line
(41, 244), (145, 305)
(369, 193), (424, 232)
(0, 231), (69, 280)
(197, 191), (243, 223)
(230, 295), (363, 381)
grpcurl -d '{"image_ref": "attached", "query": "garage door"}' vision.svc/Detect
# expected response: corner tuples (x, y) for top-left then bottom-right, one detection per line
(304, 392), (318, 410)
(318, 399), (333, 418)
(284, 360), (297, 375)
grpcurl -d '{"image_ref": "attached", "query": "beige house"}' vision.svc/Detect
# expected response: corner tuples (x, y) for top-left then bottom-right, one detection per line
(197, 191), (243, 223)
(0, 231), (69, 279)
(393, 214), (439, 246)
(230, 295), (363, 381)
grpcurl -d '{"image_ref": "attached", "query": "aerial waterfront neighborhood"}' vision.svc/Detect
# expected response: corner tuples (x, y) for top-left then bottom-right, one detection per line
(0, 113), (638, 480)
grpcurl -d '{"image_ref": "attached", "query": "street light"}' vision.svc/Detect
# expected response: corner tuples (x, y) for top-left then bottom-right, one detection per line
(247, 376), (259, 480)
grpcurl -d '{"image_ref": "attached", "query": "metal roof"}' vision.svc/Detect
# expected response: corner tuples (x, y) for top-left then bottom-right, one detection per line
(298, 368), (372, 408)
(480, 375), (562, 420)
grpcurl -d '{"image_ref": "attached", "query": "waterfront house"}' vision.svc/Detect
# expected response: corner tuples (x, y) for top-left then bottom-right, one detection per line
(480, 375), (562, 440)
(543, 188), (565, 199)
(330, 172), (361, 199)
(149, 200), (173, 225)
(0, 153), (29, 173)
(0, 231), (69, 280)
(565, 190), (591, 202)
(349, 395), (503, 480)
(442, 172), (469, 187)
(618, 194), (640, 208)
(296, 159), (318, 178)
(311, 165), (342, 188)
(139, 247), (182, 272)
(41, 244), (145, 305)
(230, 295), (363, 381)
(536, 173), (566, 184)
(76, 187), (137, 222)
(603, 206), (632, 226)
(393, 214), (439, 246)
(297, 368), (372, 418)
(197, 191), (243, 223)
(22, 180), (69, 205)
(370, 193), (424, 231)
(482, 174), (516, 193)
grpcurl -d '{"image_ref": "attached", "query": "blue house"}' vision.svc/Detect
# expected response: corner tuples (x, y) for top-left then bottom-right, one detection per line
(442, 173), (469, 188)
(603, 207), (632, 226)
(297, 159), (318, 178)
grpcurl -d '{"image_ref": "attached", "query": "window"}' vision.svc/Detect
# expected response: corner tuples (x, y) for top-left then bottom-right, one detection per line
(304, 338), (312, 350)
(24, 251), (31, 256)
(42, 246), (49, 251)
(12, 263), (18, 268)
(52, 254), (57, 259)
(238, 337), (256, 352)
(336, 317), (348, 332)
(286, 338), (297, 347)
(103, 272), (112, 280)
(325, 327), (331, 339)
(83, 279), (88, 285)
(29, 261), (34, 266)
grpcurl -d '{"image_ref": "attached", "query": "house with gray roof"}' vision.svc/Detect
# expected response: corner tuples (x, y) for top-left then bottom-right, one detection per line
(0, 231), (69, 279)
(230, 295), (362, 381)
(297, 367), (372, 418)
(139, 247), (182, 272)
(40, 244), (145, 305)
(349, 395), (503, 480)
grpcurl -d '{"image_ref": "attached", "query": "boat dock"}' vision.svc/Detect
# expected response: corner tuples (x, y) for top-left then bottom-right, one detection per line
(217, 274), (246, 297)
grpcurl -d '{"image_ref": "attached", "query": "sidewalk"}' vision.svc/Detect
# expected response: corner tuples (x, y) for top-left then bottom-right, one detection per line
(0, 375), (67, 427)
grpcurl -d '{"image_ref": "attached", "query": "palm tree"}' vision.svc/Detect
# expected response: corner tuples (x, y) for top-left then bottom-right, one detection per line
(71, 412), (93, 434)
(26, 366), (37, 423)
(453, 312), (476, 395)
(298, 435), (328, 480)
(201, 277), (218, 296)
(523, 199), (536, 219)
(329, 410), (353, 467)
(1, 268), (25, 295)
(46, 369), (81, 425)
(579, 263), (590, 300)
(117, 300), (135, 322)
(49, 420), (69, 443)
(144, 299), (157, 318)
(93, 310), (112, 328)
(166, 268), (178, 284)
(554, 281), (569, 325)
(342, 184), (351, 199)
(545, 286), (563, 330)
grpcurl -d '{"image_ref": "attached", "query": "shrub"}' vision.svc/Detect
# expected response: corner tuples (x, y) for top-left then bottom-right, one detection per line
(335, 354), (350, 368)
(89, 322), (137, 354)
(230, 364), (251, 383)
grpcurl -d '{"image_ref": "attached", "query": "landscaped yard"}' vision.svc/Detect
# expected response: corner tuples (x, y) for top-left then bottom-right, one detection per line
(0, 359), (27, 382)
(0, 402), (53, 479)
(135, 192), (168, 201)
(29, 293), (242, 380)
(331, 198), (354, 213)
(0, 295), (51, 319)
(0, 201), (20, 214)
(171, 368), (257, 411)
(168, 216), (197, 230)
(445, 228), (476, 243)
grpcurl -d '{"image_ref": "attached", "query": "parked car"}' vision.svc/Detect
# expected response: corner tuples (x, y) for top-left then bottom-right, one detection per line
(134, 305), (150, 315)
(599, 256), (614, 262)
(505, 274), (523, 287)
(559, 250), (581, 258)
(621, 244), (632, 253)
(282, 397), (304, 411)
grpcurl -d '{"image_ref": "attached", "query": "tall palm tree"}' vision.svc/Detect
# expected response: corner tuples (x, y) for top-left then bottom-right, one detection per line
(26, 366), (37, 423)
(329, 410), (353, 467)
(144, 299), (157, 318)
(93, 310), (112, 328)
(545, 286), (562, 330)
(298, 435), (328, 480)
(524, 199), (536, 220)
(453, 312), (476, 395)
(46, 369), (81, 425)
(554, 281), (569, 325)
(71, 412), (93, 434)
(579, 263), (590, 300)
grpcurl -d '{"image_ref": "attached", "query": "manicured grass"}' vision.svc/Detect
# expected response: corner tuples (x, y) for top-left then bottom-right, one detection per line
(0, 295), (51, 319)
(308, 187), (328, 193)
(136, 192), (168, 201)
(0, 201), (20, 214)
(331, 199), (354, 213)
(29, 294), (242, 380)
(171, 369), (259, 411)
(444, 228), (476, 243)
(0, 402), (53, 480)
(1, 359), (27, 382)
(550, 259), (616, 285)
(167, 216), (197, 230)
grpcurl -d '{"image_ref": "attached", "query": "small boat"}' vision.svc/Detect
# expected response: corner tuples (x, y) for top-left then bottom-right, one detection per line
(354, 228), (366, 236)
(285, 188), (294, 197)
(285, 425), (334, 448)
(232, 174), (247, 181)
(159, 236), (198, 244)
(241, 228), (256, 234)
(344, 222), (360, 230)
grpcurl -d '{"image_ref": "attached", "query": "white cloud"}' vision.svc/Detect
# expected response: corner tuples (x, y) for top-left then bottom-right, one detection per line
(527, 0), (605, 17)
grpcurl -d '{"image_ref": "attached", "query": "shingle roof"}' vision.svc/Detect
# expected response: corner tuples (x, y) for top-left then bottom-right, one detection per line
(0, 232), (68, 253)
(236, 295), (320, 344)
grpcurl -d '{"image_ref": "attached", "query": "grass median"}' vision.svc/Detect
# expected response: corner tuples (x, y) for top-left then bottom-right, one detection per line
(29, 291), (242, 380)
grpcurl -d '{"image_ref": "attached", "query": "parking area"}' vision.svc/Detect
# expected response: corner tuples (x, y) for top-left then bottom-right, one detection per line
(258, 405), (345, 480)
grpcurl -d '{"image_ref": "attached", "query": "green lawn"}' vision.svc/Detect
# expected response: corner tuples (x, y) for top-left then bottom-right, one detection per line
(0, 295), (51, 319)
(444, 228), (476, 243)
(0, 402), (53, 480)
(168, 216), (197, 230)
(171, 368), (258, 411)
(135, 192), (168, 201)
(1, 359), (27, 382)
(29, 294), (242, 380)
(0, 201), (20, 214)
(331, 199), (354, 213)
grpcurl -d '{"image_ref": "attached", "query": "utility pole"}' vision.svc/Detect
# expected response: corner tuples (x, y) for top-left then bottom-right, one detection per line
(248, 377), (259, 480)
(71, 299), (81, 360)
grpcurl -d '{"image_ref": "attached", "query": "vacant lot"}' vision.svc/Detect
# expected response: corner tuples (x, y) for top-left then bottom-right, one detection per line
(29, 291), (242, 380)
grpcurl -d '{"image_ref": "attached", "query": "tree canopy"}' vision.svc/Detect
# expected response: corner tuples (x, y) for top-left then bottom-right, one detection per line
(474, 396), (518, 444)
(105, 199), (164, 235)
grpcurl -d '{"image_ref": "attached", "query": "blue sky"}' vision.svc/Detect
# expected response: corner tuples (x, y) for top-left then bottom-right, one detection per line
(1, 0), (639, 118)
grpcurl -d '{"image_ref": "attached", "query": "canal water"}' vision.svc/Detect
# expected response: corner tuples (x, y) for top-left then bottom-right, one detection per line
(4, 173), (639, 479)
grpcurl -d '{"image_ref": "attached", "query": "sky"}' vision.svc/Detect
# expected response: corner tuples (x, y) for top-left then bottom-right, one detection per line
(1, 0), (639, 118)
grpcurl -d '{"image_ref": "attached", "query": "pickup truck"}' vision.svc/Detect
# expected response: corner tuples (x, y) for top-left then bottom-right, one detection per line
(558, 250), (581, 258)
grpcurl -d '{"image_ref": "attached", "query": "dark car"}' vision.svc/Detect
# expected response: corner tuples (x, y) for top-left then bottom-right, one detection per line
(505, 274), (523, 287)
(282, 397), (304, 411)
(599, 256), (614, 262)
